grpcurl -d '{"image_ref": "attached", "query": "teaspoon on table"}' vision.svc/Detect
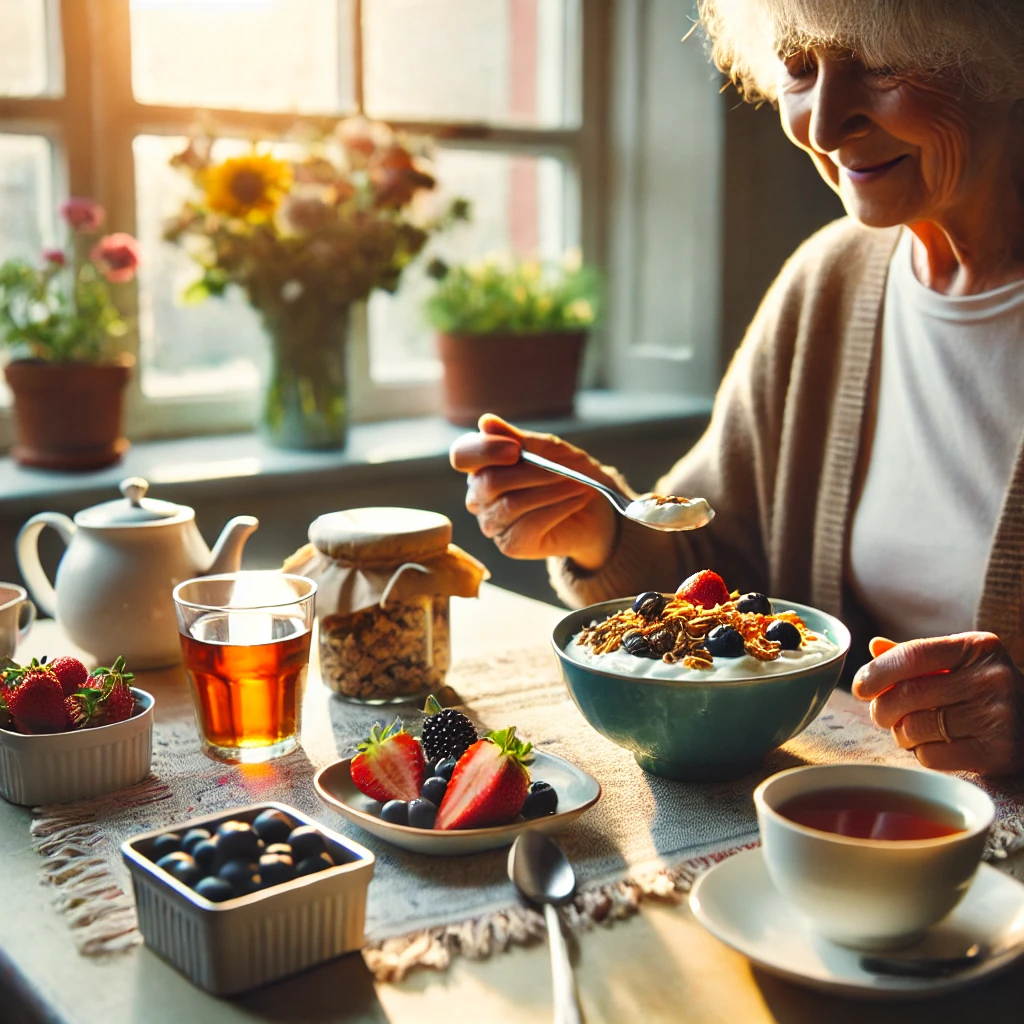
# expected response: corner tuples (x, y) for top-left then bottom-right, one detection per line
(508, 832), (583, 1024)
(520, 451), (715, 532)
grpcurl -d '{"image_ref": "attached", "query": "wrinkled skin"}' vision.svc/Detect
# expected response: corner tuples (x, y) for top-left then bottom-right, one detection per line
(450, 414), (620, 571)
(853, 635), (1024, 777)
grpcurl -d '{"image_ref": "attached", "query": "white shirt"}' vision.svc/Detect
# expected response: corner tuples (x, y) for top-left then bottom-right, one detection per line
(849, 230), (1024, 641)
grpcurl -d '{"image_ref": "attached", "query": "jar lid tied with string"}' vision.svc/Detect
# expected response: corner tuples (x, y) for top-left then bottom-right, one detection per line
(282, 508), (489, 704)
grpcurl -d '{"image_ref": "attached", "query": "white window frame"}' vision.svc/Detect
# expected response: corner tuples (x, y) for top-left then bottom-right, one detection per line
(0, 0), (604, 447)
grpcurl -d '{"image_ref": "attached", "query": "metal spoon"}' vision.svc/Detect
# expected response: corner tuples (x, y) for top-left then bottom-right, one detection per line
(508, 832), (583, 1024)
(520, 450), (714, 532)
(860, 943), (990, 978)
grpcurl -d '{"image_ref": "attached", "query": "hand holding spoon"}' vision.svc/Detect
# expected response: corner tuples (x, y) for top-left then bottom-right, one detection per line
(520, 451), (714, 532)
(508, 832), (583, 1024)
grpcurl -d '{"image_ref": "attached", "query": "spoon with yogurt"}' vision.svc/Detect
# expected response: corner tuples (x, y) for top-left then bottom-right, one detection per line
(520, 451), (715, 532)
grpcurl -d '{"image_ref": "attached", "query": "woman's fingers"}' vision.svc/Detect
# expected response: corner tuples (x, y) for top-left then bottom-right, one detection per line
(868, 669), (963, 729)
(852, 633), (982, 701)
(889, 700), (988, 749)
(491, 492), (596, 559)
(474, 480), (590, 538)
(449, 430), (522, 473)
(868, 636), (897, 658)
(911, 739), (991, 773)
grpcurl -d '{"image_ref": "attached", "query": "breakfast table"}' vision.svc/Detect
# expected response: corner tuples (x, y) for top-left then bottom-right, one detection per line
(2, 582), (1024, 1024)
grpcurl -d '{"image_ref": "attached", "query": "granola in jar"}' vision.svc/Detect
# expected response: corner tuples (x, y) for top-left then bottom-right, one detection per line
(282, 507), (487, 704)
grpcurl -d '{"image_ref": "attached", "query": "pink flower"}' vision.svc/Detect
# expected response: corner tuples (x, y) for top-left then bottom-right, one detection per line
(59, 197), (106, 233)
(90, 233), (142, 283)
(42, 248), (66, 267)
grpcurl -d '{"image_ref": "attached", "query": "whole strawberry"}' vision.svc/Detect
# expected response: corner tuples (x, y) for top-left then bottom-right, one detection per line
(435, 727), (533, 830)
(66, 656), (135, 728)
(7, 668), (69, 734)
(676, 569), (731, 610)
(351, 719), (426, 802)
(49, 656), (90, 697)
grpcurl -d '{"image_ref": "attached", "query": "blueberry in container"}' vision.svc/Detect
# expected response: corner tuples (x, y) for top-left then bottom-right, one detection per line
(121, 801), (374, 996)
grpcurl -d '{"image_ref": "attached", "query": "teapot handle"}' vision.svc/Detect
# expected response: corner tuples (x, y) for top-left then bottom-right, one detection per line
(16, 513), (77, 619)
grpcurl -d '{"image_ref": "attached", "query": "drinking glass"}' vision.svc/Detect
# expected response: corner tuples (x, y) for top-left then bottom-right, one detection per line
(173, 572), (316, 763)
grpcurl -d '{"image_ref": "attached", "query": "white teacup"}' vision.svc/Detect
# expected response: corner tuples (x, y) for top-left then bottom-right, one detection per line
(0, 584), (36, 662)
(754, 763), (994, 950)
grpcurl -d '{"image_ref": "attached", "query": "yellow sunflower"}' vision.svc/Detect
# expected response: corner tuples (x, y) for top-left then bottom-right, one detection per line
(202, 152), (293, 221)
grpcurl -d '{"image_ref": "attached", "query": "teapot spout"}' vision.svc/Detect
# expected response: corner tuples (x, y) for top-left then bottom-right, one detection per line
(208, 515), (259, 575)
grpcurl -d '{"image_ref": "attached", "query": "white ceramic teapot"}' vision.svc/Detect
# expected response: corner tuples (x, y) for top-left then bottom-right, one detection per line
(16, 478), (259, 668)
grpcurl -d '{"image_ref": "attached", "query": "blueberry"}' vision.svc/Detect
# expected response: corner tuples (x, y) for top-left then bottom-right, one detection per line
(192, 838), (218, 873)
(420, 776), (447, 805)
(705, 625), (745, 658)
(647, 626), (676, 655)
(736, 592), (772, 616)
(258, 852), (296, 887)
(151, 833), (181, 860)
(407, 798), (437, 829)
(434, 757), (457, 781)
(214, 822), (261, 866)
(521, 780), (559, 819)
(251, 809), (295, 846)
(156, 851), (201, 887)
(296, 852), (335, 876)
(195, 876), (235, 903)
(622, 629), (657, 658)
(632, 591), (667, 619)
(765, 619), (802, 650)
(380, 800), (409, 826)
(264, 842), (293, 858)
(217, 859), (262, 896)
(180, 828), (212, 855)
(287, 825), (327, 860)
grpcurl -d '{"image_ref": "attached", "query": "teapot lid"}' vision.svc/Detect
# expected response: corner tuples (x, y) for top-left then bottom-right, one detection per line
(77, 478), (187, 527)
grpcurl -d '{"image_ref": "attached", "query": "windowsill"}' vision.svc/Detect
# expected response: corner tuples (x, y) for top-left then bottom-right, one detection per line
(0, 389), (712, 510)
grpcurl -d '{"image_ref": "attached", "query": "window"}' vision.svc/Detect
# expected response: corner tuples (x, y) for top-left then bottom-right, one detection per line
(0, 0), (592, 443)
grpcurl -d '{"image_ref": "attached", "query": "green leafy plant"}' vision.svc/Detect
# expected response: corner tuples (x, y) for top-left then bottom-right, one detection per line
(424, 250), (601, 335)
(0, 198), (139, 362)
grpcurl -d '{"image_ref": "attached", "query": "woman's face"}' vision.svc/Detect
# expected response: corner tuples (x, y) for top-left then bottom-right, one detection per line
(776, 49), (1009, 229)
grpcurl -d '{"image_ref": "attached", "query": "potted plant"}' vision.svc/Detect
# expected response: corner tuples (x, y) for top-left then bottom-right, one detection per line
(0, 198), (140, 470)
(164, 119), (469, 451)
(424, 251), (601, 426)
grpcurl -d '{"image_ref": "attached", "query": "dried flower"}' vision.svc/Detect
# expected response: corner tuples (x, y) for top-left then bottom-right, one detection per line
(90, 233), (142, 283)
(59, 197), (105, 234)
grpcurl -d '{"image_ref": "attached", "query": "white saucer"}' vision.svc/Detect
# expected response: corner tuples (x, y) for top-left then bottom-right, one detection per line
(314, 748), (601, 856)
(689, 847), (1024, 999)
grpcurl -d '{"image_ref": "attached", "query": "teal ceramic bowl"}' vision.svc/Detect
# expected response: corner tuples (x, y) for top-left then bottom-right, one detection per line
(552, 598), (850, 782)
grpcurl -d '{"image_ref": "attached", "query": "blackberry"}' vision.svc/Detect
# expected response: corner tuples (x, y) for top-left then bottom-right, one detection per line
(421, 696), (477, 763)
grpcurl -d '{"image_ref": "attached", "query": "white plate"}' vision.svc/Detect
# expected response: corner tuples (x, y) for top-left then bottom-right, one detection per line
(314, 749), (601, 856)
(689, 847), (1024, 999)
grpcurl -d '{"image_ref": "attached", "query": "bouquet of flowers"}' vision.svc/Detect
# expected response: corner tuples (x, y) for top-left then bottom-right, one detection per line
(0, 197), (140, 362)
(163, 116), (468, 449)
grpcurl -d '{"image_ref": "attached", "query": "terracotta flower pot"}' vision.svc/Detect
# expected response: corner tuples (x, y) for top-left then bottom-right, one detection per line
(4, 355), (134, 470)
(437, 330), (586, 427)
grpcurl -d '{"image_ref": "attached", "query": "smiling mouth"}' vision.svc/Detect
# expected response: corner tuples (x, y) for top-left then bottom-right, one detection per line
(842, 155), (907, 181)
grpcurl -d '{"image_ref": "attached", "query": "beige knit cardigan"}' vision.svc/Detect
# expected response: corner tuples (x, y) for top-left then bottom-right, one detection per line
(550, 217), (1024, 672)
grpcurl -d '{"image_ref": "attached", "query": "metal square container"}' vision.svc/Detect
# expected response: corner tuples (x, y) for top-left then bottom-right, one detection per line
(122, 802), (375, 995)
(0, 687), (154, 805)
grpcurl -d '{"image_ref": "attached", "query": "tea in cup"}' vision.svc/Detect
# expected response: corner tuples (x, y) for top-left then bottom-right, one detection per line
(0, 584), (36, 662)
(754, 763), (994, 950)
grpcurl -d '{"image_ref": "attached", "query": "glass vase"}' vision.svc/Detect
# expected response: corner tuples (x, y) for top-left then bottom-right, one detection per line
(260, 304), (350, 450)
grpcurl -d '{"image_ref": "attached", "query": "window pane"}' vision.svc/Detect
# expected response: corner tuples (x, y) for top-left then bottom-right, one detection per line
(130, 0), (356, 114)
(368, 148), (570, 382)
(0, 134), (54, 264)
(0, 0), (52, 96)
(134, 135), (265, 399)
(364, 0), (577, 128)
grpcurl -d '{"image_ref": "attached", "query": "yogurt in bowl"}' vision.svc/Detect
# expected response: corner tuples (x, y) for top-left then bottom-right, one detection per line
(552, 588), (850, 781)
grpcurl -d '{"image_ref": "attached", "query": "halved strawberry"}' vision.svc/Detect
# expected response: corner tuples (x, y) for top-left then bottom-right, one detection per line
(350, 719), (426, 802)
(676, 569), (731, 609)
(435, 727), (533, 830)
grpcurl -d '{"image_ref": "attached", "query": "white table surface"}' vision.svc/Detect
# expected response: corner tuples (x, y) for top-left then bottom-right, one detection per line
(2, 583), (1024, 1024)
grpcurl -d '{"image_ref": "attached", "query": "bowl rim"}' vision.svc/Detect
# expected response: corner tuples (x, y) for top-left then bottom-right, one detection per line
(0, 685), (154, 743)
(753, 763), (995, 849)
(551, 596), (851, 689)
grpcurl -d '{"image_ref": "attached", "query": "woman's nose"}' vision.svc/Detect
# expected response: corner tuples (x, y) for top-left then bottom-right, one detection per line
(807, 63), (872, 154)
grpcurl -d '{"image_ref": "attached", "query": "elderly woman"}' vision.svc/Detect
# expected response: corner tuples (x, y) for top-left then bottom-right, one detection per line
(450, 0), (1024, 777)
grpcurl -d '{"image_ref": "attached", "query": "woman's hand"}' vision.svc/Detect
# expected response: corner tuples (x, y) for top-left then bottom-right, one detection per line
(449, 414), (621, 570)
(852, 633), (1024, 777)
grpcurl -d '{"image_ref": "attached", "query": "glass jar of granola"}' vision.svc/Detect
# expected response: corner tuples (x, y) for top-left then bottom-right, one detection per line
(282, 508), (488, 704)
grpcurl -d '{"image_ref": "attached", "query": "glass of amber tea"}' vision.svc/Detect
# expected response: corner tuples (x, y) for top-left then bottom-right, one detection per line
(173, 572), (316, 763)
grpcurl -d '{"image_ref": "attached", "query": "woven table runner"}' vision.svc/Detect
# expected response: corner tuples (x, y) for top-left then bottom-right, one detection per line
(30, 646), (1024, 982)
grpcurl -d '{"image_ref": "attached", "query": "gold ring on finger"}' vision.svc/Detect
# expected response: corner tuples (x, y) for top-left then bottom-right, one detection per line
(936, 707), (951, 744)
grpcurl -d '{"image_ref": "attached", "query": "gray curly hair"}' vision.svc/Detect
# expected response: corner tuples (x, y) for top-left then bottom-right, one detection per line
(698, 0), (1024, 102)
